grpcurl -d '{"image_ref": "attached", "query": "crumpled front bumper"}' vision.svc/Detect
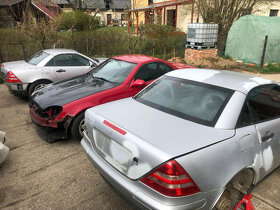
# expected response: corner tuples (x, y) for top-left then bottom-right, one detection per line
(33, 122), (68, 143)
(30, 109), (73, 143)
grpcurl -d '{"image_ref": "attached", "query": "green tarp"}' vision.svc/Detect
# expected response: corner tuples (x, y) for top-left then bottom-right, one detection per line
(225, 15), (280, 64)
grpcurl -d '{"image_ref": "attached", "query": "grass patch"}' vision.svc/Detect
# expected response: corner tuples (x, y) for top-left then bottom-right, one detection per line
(261, 63), (280, 73)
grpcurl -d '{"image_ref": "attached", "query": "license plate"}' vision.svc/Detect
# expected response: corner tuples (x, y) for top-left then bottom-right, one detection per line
(93, 128), (132, 171)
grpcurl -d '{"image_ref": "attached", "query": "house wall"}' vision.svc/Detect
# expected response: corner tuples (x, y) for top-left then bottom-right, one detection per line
(130, 0), (200, 33)
(131, 0), (148, 26)
(90, 10), (128, 26)
(253, 0), (280, 16)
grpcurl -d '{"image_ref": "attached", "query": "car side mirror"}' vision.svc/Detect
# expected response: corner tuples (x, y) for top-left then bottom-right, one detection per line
(129, 79), (146, 88)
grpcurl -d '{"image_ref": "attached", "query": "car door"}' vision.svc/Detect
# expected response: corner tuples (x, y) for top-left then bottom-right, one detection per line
(127, 62), (174, 97)
(247, 85), (280, 176)
(45, 54), (92, 81)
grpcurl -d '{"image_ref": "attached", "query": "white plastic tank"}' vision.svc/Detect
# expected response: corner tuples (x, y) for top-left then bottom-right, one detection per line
(186, 23), (219, 49)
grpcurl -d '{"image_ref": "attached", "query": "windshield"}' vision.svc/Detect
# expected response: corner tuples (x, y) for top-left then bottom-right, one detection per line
(26, 51), (50, 65)
(92, 58), (137, 83)
(135, 76), (234, 126)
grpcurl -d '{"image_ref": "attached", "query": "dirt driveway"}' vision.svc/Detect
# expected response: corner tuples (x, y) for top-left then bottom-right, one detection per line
(0, 84), (132, 209)
(0, 78), (279, 209)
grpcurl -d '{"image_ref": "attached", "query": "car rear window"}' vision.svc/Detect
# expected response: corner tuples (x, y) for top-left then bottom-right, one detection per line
(134, 76), (234, 127)
(26, 51), (50, 65)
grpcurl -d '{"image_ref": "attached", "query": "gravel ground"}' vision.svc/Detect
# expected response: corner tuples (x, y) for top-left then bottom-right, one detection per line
(0, 77), (279, 209)
(0, 84), (132, 210)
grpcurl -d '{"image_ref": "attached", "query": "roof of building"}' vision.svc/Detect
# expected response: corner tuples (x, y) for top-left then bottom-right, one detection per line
(131, 0), (192, 11)
(70, 0), (130, 10)
(51, 0), (69, 4)
(166, 68), (274, 94)
(32, 0), (59, 7)
(0, 0), (24, 6)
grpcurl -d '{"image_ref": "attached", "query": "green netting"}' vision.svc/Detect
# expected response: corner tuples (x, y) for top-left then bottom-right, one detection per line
(225, 15), (280, 64)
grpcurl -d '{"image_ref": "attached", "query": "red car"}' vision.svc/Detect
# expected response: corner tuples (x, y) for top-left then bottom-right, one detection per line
(29, 55), (194, 142)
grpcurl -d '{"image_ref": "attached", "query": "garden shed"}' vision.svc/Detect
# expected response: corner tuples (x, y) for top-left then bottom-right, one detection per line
(225, 15), (280, 64)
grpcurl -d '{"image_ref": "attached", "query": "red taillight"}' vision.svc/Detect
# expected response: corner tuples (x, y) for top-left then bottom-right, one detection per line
(6, 71), (21, 83)
(140, 160), (200, 197)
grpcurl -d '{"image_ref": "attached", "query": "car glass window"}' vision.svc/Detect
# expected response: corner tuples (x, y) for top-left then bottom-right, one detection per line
(26, 51), (50, 65)
(71, 54), (90, 66)
(134, 62), (173, 82)
(247, 85), (280, 123)
(52, 54), (72, 66)
(92, 58), (137, 83)
(45, 58), (55, 66)
(236, 103), (253, 128)
(165, 63), (174, 72)
(134, 76), (234, 126)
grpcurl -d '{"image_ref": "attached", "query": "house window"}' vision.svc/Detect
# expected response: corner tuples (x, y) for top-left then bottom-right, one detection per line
(148, 0), (153, 5)
(269, 9), (279, 16)
(121, 14), (127, 21)
(107, 14), (112, 25)
(105, 0), (111, 10)
(167, 10), (175, 27)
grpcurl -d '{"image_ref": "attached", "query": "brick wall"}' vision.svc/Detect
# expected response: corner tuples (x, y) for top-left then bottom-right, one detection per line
(185, 48), (218, 63)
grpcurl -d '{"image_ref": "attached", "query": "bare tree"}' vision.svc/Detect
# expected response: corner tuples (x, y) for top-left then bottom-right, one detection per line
(196, 0), (270, 53)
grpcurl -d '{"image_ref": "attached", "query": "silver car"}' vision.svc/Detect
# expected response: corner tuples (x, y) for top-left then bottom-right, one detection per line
(1, 49), (106, 96)
(81, 69), (280, 209)
(0, 131), (9, 165)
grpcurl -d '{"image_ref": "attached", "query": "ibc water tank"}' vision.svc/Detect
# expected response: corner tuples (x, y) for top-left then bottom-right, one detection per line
(186, 23), (219, 49)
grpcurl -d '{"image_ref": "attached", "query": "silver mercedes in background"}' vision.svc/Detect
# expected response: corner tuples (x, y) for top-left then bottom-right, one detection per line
(81, 68), (280, 209)
(1, 49), (106, 96)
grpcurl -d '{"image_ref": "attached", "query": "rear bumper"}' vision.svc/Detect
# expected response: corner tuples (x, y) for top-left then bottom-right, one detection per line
(5, 82), (28, 96)
(81, 139), (223, 210)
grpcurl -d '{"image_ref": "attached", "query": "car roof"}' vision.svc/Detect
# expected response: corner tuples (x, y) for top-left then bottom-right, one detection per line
(43, 49), (78, 56)
(166, 68), (275, 94)
(113, 54), (163, 64)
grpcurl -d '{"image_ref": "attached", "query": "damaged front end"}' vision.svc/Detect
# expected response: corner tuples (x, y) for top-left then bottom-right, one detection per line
(29, 101), (73, 143)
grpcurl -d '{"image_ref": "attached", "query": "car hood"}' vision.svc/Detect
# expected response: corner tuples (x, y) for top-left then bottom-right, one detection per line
(31, 74), (119, 109)
(85, 98), (235, 179)
(2, 60), (36, 72)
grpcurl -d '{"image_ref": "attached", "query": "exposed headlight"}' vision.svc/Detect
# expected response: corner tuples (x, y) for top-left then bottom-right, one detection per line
(40, 106), (63, 119)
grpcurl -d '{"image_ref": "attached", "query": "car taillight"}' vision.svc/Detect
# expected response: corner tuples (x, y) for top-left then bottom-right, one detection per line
(140, 160), (200, 197)
(6, 71), (21, 83)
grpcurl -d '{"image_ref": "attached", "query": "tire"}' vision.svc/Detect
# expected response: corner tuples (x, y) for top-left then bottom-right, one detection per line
(29, 80), (51, 96)
(71, 112), (85, 141)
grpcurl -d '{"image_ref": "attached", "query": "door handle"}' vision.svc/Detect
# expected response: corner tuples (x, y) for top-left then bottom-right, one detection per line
(56, 69), (66, 73)
(261, 131), (274, 142)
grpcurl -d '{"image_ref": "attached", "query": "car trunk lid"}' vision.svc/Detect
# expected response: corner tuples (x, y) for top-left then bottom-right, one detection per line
(1, 61), (36, 79)
(85, 98), (235, 180)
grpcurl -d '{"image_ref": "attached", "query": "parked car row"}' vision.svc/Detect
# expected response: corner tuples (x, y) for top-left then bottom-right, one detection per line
(1, 49), (280, 209)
